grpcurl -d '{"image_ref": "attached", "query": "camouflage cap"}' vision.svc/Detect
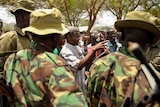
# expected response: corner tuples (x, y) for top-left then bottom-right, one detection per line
(115, 11), (160, 38)
(11, 0), (35, 13)
(22, 8), (69, 35)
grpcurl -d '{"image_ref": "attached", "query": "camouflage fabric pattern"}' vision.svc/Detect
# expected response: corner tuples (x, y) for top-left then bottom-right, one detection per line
(88, 52), (159, 107)
(151, 53), (160, 71)
(4, 49), (88, 107)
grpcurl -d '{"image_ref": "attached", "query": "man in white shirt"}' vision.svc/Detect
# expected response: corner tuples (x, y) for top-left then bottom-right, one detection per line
(60, 26), (107, 93)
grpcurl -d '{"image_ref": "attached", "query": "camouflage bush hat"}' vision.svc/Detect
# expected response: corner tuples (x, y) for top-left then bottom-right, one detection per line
(11, 0), (35, 13)
(115, 11), (160, 38)
(22, 8), (69, 35)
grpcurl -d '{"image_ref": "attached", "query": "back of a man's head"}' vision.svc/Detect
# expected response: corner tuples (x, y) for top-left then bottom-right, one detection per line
(65, 26), (79, 37)
(115, 11), (160, 45)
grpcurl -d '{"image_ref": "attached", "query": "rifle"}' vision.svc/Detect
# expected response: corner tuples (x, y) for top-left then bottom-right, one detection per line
(128, 42), (160, 106)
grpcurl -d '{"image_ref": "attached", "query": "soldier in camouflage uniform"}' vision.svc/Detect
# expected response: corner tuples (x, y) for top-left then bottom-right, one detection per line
(0, 1), (35, 106)
(3, 8), (88, 107)
(88, 11), (160, 107)
(0, 0), (35, 72)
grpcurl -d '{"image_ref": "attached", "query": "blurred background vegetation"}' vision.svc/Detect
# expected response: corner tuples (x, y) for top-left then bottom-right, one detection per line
(0, 0), (159, 34)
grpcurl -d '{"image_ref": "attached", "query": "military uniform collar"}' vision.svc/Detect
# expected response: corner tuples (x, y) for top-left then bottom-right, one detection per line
(14, 25), (25, 36)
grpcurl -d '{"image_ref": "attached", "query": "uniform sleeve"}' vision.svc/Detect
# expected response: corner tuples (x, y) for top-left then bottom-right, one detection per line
(4, 53), (28, 106)
(0, 32), (17, 53)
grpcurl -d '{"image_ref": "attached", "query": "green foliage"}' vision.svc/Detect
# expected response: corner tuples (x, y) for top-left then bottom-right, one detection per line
(1, 0), (159, 32)
(149, 5), (160, 17)
(105, 0), (160, 19)
(138, 0), (160, 17)
(79, 19), (89, 26)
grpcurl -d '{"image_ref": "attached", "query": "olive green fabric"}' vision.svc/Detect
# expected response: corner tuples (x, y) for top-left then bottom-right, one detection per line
(22, 8), (69, 35)
(0, 26), (30, 72)
(115, 11), (160, 42)
(11, 0), (35, 13)
(146, 39), (160, 61)
(88, 52), (160, 107)
(4, 49), (88, 107)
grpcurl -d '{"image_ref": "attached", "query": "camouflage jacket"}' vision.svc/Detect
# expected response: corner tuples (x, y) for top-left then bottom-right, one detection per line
(4, 49), (88, 107)
(88, 52), (160, 107)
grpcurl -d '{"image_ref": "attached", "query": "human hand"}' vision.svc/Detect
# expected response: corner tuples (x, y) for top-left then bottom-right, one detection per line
(93, 40), (108, 50)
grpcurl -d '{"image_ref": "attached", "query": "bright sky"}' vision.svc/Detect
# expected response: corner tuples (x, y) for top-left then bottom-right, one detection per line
(95, 10), (117, 27)
(0, 6), (116, 31)
(0, 6), (16, 24)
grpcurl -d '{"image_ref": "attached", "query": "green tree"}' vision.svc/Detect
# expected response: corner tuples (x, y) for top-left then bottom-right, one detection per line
(105, 0), (141, 20)
(2, 0), (159, 33)
(48, 0), (106, 34)
(139, 0), (160, 17)
(105, 0), (160, 20)
(62, 0), (86, 26)
(78, 0), (106, 34)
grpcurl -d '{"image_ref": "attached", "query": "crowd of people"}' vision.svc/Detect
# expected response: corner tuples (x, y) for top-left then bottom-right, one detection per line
(0, 0), (160, 107)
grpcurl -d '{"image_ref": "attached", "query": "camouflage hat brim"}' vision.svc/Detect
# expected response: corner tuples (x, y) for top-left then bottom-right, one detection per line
(115, 20), (160, 37)
(22, 23), (69, 35)
(114, 11), (160, 39)
(11, 7), (33, 13)
(11, 0), (35, 14)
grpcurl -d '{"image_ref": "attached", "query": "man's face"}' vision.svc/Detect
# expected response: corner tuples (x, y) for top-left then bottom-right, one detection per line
(107, 31), (117, 45)
(55, 34), (61, 45)
(60, 35), (66, 46)
(50, 34), (61, 50)
(15, 10), (30, 28)
(71, 31), (81, 45)
(23, 12), (30, 27)
(122, 28), (151, 51)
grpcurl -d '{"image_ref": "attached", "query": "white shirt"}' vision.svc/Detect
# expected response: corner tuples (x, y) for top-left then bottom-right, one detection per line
(60, 43), (86, 92)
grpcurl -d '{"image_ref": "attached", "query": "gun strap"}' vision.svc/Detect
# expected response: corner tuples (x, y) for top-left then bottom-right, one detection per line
(141, 64), (157, 90)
